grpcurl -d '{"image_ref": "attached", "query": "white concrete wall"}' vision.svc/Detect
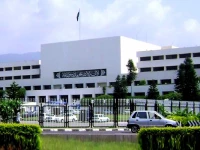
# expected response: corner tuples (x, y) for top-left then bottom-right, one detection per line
(120, 36), (161, 74)
(40, 37), (121, 85)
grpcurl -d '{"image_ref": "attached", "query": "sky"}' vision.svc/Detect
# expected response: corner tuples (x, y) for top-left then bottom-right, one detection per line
(0, 0), (200, 54)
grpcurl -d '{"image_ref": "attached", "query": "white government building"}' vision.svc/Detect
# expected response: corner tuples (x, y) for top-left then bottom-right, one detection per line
(0, 36), (200, 105)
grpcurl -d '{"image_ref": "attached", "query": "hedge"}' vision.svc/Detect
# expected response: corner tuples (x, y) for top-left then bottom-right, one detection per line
(0, 124), (41, 150)
(138, 127), (200, 150)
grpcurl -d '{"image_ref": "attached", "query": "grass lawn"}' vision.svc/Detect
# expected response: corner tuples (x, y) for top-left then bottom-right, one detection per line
(41, 136), (141, 150)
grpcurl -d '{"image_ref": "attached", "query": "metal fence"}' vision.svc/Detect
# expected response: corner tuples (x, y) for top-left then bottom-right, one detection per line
(2, 99), (200, 128)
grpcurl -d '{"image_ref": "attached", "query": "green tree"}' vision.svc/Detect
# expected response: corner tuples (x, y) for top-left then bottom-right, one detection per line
(6, 81), (26, 99)
(113, 75), (128, 99)
(139, 80), (146, 85)
(126, 59), (137, 86)
(102, 86), (106, 95)
(175, 58), (199, 101)
(147, 80), (159, 99)
(0, 90), (5, 98)
(114, 75), (121, 99)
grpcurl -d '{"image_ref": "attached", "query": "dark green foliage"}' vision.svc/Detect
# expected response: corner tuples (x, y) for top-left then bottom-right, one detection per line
(126, 59), (137, 86)
(102, 86), (106, 95)
(139, 80), (146, 85)
(138, 127), (200, 150)
(147, 80), (159, 99)
(6, 81), (26, 99)
(0, 124), (41, 150)
(158, 92), (182, 100)
(175, 58), (199, 101)
(0, 90), (5, 98)
(0, 99), (22, 123)
(113, 75), (127, 99)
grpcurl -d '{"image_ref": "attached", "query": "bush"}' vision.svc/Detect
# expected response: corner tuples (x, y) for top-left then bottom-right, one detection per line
(0, 124), (41, 150)
(138, 127), (200, 150)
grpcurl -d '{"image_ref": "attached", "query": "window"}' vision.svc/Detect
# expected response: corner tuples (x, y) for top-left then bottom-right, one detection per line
(24, 86), (31, 90)
(0, 87), (3, 90)
(22, 66), (30, 70)
(174, 79), (178, 84)
(166, 54), (177, 59)
(140, 56), (151, 61)
(179, 53), (191, 58)
(161, 79), (171, 84)
(43, 85), (51, 90)
(49, 95), (57, 101)
(75, 84), (83, 88)
(5, 76), (12, 80)
(23, 75), (30, 79)
(147, 80), (157, 85)
(132, 112), (137, 118)
(72, 95), (80, 99)
(14, 76), (21, 80)
(136, 112), (147, 119)
(5, 67), (12, 71)
(14, 66), (21, 70)
(109, 82), (115, 86)
(148, 112), (161, 119)
(32, 74), (40, 78)
(134, 81), (140, 86)
(33, 86), (41, 90)
(60, 95), (68, 102)
(27, 96), (35, 102)
(53, 85), (62, 89)
(134, 92), (145, 96)
(193, 52), (200, 57)
(153, 67), (164, 71)
(140, 67), (151, 72)
(0, 68), (3, 71)
(39, 96), (46, 103)
(84, 94), (93, 98)
(86, 83), (95, 88)
(153, 55), (164, 60)
(32, 65), (40, 69)
(0, 77), (4, 80)
(64, 84), (72, 89)
(163, 91), (173, 95)
(194, 64), (200, 69)
(166, 66), (177, 70)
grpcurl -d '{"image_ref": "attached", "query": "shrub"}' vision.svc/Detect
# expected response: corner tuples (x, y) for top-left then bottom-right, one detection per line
(0, 124), (41, 150)
(138, 127), (200, 150)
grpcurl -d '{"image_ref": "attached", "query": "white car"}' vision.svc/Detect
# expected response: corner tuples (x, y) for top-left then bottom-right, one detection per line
(93, 114), (110, 122)
(73, 109), (80, 115)
(55, 113), (78, 123)
(45, 114), (56, 122)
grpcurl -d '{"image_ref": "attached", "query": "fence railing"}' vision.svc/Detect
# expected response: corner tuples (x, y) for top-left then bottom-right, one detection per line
(1, 99), (200, 128)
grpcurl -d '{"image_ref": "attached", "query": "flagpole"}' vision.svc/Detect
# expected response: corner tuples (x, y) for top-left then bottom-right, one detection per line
(79, 8), (81, 40)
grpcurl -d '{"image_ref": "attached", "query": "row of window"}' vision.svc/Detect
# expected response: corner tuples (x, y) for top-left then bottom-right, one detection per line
(140, 64), (200, 72)
(134, 79), (181, 86)
(140, 52), (200, 61)
(0, 65), (40, 71)
(0, 74), (40, 80)
(134, 91), (173, 96)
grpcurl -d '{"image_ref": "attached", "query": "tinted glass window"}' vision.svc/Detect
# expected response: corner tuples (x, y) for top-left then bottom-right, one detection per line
(140, 56), (151, 61)
(136, 112), (147, 119)
(132, 112), (137, 118)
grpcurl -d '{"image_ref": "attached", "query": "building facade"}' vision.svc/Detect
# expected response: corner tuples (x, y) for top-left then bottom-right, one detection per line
(0, 36), (199, 104)
(134, 46), (200, 97)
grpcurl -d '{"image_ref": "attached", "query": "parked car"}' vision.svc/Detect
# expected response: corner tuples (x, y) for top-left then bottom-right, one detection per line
(93, 114), (110, 122)
(127, 110), (179, 133)
(45, 114), (56, 122)
(73, 109), (80, 115)
(124, 109), (130, 114)
(55, 113), (78, 123)
(104, 109), (113, 114)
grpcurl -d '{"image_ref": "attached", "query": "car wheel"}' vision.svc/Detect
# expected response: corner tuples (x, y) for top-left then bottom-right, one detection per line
(107, 119), (109, 122)
(72, 119), (75, 122)
(131, 125), (139, 133)
(61, 119), (64, 123)
(165, 124), (172, 127)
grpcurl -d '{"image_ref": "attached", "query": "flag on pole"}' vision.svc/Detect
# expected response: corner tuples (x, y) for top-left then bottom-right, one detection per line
(77, 10), (80, 21)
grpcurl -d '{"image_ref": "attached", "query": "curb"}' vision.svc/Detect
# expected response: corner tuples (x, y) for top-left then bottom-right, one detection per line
(42, 128), (130, 132)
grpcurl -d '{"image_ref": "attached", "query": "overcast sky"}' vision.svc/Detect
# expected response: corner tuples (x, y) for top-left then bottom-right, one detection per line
(0, 0), (200, 54)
